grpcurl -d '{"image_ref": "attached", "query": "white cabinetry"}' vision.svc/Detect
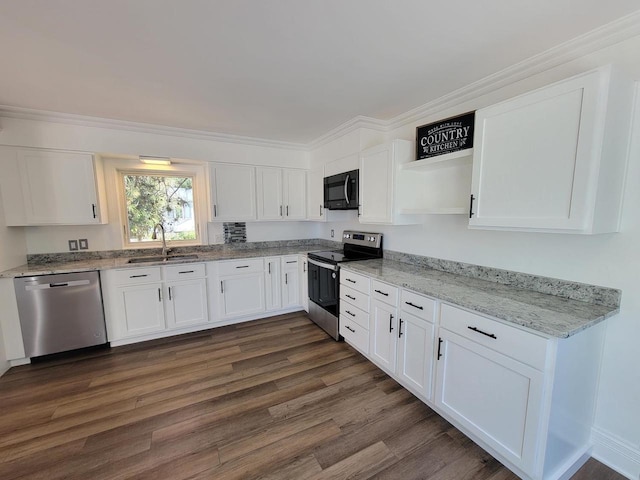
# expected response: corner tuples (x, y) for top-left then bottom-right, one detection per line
(299, 255), (309, 312)
(164, 264), (208, 329)
(211, 164), (257, 221)
(281, 256), (300, 308)
(369, 298), (398, 373)
(213, 258), (266, 320)
(339, 271), (371, 355)
(264, 256), (282, 311)
(469, 66), (634, 234)
(0, 148), (107, 226)
(359, 140), (419, 224)
(306, 166), (325, 221)
(256, 168), (307, 220)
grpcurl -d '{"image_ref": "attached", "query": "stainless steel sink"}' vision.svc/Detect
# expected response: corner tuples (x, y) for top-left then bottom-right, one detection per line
(127, 254), (199, 264)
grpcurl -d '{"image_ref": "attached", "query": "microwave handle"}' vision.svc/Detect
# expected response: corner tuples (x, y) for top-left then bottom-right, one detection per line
(344, 174), (350, 205)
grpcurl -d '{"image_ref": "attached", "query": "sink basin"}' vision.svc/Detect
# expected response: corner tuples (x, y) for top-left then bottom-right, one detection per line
(127, 254), (199, 264)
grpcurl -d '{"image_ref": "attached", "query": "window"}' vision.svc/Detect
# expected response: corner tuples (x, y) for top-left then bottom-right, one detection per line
(122, 173), (198, 244)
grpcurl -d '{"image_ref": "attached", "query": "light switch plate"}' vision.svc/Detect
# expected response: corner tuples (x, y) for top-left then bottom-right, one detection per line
(68, 240), (78, 251)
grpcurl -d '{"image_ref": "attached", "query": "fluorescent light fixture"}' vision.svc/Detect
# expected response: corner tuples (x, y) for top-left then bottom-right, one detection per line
(139, 155), (172, 166)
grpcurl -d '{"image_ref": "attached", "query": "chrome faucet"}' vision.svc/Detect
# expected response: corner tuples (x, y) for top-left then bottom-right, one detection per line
(151, 223), (169, 257)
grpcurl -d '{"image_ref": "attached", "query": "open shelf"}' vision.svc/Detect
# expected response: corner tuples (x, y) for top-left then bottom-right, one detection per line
(401, 149), (473, 172)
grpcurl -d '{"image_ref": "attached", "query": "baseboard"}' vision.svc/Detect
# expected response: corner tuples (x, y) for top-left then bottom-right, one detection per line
(9, 357), (30, 367)
(592, 426), (640, 479)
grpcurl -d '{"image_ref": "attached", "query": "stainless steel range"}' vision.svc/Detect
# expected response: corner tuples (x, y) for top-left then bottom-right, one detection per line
(307, 230), (383, 340)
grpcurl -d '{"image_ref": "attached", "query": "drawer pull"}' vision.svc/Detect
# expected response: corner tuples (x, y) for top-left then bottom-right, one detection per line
(468, 326), (497, 340)
(345, 310), (356, 317)
(405, 301), (423, 310)
(286, 260), (297, 264)
(345, 278), (356, 284)
(130, 274), (148, 278)
(374, 289), (389, 297)
(178, 270), (195, 274)
(345, 325), (356, 333)
(236, 265), (250, 269)
(345, 294), (356, 300)
(398, 318), (404, 338)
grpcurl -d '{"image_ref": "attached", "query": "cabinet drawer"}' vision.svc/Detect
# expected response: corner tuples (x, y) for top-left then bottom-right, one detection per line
(340, 270), (370, 294)
(216, 258), (264, 276)
(340, 285), (370, 313)
(164, 263), (206, 282)
(282, 255), (298, 269)
(440, 304), (548, 370)
(113, 267), (162, 285)
(371, 280), (398, 306)
(400, 289), (436, 322)
(340, 316), (369, 355)
(340, 303), (369, 329)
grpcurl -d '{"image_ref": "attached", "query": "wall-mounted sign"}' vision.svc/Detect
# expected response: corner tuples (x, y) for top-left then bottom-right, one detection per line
(416, 111), (475, 160)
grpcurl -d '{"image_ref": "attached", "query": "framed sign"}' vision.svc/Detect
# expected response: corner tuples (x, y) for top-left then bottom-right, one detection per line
(416, 111), (475, 160)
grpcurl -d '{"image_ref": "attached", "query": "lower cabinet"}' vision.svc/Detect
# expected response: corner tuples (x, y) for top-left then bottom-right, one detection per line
(299, 255), (309, 312)
(281, 256), (300, 308)
(215, 258), (267, 320)
(369, 299), (398, 374)
(165, 278), (208, 329)
(264, 256), (282, 311)
(115, 282), (166, 336)
(397, 310), (435, 401)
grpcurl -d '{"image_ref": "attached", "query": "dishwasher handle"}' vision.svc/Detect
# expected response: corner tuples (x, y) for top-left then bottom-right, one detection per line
(25, 280), (91, 291)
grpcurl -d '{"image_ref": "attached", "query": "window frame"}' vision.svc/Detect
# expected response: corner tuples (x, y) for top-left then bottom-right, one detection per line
(115, 162), (209, 250)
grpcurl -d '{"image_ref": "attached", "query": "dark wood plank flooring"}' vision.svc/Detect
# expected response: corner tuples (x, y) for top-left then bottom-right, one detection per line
(0, 313), (625, 479)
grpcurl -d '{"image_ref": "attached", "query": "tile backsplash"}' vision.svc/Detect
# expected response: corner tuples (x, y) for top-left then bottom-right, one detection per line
(223, 222), (247, 243)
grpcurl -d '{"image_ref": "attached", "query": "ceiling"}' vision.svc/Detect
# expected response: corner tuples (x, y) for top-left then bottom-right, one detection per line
(0, 1), (638, 144)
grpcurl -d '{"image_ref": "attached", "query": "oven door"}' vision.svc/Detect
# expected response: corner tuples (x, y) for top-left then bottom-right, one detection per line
(307, 258), (339, 317)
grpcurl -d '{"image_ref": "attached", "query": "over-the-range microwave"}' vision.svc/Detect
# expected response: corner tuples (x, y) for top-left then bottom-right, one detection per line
(324, 169), (358, 210)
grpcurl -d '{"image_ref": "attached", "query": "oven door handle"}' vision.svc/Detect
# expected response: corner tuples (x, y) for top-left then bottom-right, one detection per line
(344, 174), (350, 205)
(307, 258), (338, 272)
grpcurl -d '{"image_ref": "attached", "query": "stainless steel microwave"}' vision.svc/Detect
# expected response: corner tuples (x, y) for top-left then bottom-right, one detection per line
(324, 169), (358, 210)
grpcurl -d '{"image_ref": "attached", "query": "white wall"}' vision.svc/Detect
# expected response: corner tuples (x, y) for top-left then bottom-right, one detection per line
(311, 36), (640, 478)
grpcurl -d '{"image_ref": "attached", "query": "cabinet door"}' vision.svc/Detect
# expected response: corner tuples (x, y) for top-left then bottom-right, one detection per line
(397, 311), (435, 401)
(435, 329), (543, 474)
(211, 164), (256, 221)
(469, 71), (600, 232)
(264, 257), (282, 310)
(256, 167), (283, 220)
(306, 166), (325, 221)
(282, 258), (300, 308)
(359, 144), (393, 224)
(117, 283), (166, 337)
(283, 169), (307, 220)
(220, 273), (265, 318)
(299, 256), (309, 312)
(369, 299), (398, 374)
(18, 150), (101, 225)
(166, 279), (209, 328)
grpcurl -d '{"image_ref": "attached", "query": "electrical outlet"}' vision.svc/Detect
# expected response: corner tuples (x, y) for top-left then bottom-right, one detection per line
(68, 240), (78, 251)
(330, 229), (334, 238)
(78, 239), (89, 250)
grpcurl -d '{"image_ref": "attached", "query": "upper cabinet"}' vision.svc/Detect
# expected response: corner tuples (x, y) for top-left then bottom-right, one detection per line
(469, 66), (634, 234)
(359, 140), (420, 225)
(306, 165), (325, 221)
(256, 167), (307, 221)
(0, 148), (108, 226)
(211, 164), (257, 221)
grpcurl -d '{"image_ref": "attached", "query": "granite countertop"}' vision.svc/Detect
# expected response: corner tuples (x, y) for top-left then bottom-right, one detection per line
(0, 244), (327, 278)
(341, 259), (619, 338)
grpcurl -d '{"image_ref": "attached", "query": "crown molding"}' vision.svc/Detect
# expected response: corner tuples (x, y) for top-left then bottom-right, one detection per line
(306, 115), (387, 151)
(0, 105), (308, 151)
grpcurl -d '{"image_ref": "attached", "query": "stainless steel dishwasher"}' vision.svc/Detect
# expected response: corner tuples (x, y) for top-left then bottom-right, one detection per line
(14, 271), (108, 357)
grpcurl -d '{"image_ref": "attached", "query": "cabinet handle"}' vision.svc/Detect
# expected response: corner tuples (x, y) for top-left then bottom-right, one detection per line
(286, 205), (289, 216)
(398, 318), (403, 338)
(345, 278), (356, 284)
(178, 270), (194, 274)
(469, 194), (475, 218)
(345, 310), (355, 317)
(389, 314), (394, 332)
(375, 289), (389, 297)
(214, 204), (218, 217)
(129, 274), (148, 278)
(285, 273), (288, 285)
(286, 260), (297, 264)
(345, 294), (355, 300)
(345, 325), (355, 333)
(220, 281), (224, 294)
(268, 263), (271, 274)
(91, 203), (97, 218)
(467, 326), (497, 339)
(235, 265), (249, 269)
(319, 205), (322, 216)
(168, 286), (172, 301)
(158, 288), (162, 302)
(405, 301), (423, 310)
(280, 205), (283, 216)
(303, 261), (307, 273)
(437, 337), (443, 360)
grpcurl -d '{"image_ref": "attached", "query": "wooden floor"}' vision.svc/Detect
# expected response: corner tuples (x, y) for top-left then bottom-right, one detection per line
(0, 312), (625, 480)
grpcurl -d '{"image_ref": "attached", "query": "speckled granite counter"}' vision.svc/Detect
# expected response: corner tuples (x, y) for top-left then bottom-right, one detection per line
(0, 244), (329, 278)
(341, 259), (619, 338)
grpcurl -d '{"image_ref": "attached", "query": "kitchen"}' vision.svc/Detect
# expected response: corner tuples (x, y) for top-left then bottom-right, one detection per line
(1, 2), (640, 479)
